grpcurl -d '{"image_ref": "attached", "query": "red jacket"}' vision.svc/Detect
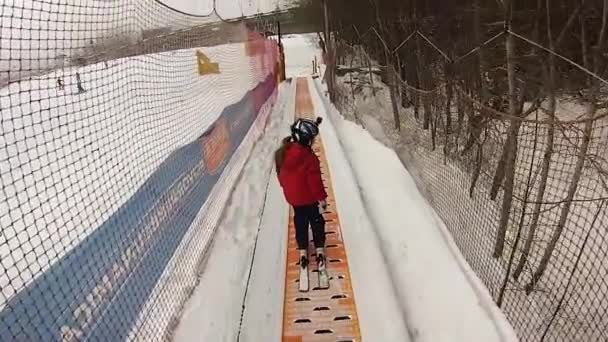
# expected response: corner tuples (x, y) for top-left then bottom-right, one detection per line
(276, 141), (327, 207)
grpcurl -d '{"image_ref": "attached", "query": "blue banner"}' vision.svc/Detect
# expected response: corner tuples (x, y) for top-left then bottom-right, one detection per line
(0, 73), (277, 341)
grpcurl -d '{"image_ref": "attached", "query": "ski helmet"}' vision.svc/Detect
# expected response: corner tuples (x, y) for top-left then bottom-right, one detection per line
(290, 117), (323, 145)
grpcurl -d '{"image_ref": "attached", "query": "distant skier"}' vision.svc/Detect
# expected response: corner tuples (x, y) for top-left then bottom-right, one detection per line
(75, 72), (86, 93)
(275, 117), (328, 290)
(57, 77), (64, 90)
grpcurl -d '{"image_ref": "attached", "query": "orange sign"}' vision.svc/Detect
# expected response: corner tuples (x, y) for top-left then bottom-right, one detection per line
(202, 118), (231, 174)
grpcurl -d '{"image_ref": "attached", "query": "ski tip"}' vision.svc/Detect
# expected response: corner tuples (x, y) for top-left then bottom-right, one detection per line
(317, 282), (330, 290)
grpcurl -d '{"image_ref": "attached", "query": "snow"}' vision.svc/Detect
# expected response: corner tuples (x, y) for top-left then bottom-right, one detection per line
(281, 34), (323, 78)
(172, 76), (295, 342)
(308, 80), (414, 342)
(337, 45), (608, 340)
(1, 0), (139, 84)
(236, 168), (289, 342)
(0, 41), (275, 309)
(128, 77), (280, 341)
(311, 78), (518, 341)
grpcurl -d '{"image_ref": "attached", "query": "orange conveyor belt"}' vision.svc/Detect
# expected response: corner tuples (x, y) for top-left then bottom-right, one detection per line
(281, 78), (362, 342)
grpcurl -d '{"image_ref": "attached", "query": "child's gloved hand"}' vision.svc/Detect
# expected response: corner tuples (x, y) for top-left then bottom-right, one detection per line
(318, 200), (328, 214)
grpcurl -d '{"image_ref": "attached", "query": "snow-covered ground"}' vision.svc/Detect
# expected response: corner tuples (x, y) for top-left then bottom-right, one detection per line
(281, 34), (322, 78)
(0, 41), (275, 308)
(0, 0), (130, 82)
(335, 46), (608, 340)
(174, 35), (518, 342)
(312, 78), (517, 342)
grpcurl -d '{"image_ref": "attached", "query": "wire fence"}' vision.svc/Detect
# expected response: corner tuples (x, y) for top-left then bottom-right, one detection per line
(331, 24), (608, 342)
(0, 1), (280, 340)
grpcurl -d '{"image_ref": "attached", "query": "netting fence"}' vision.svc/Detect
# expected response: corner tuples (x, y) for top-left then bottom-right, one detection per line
(0, 1), (280, 340)
(331, 22), (608, 342)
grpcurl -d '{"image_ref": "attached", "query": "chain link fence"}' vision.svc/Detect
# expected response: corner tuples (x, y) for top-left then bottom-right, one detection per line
(1, 1), (280, 340)
(332, 24), (608, 341)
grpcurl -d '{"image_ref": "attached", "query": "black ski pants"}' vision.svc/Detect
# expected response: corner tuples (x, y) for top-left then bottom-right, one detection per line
(293, 203), (325, 250)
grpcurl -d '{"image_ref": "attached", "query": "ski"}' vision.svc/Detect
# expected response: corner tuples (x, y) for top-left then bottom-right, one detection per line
(317, 253), (330, 290)
(298, 255), (309, 292)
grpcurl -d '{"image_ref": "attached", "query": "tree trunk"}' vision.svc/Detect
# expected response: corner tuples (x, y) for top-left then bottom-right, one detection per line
(396, 54), (403, 106)
(415, 32), (429, 130)
(456, 91), (465, 141)
(513, 0), (556, 280)
(526, 0), (608, 292)
(430, 95), (437, 151)
(467, 0), (488, 198)
(474, 0), (487, 102)
(526, 114), (593, 292)
(494, 0), (520, 258)
(400, 56), (409, 108)
(498, 110), (540, 307)
(493, 121), (521, 258)
(540, 201), (606, 339)
(469, 144), (483, 198)
(322, 0), (333, 101)
(445, 63), (453, 136)
(490, 141), (509, 201)
(361, 46), (376, 97)
(349, 51), (355, 99)
(444, 71), (453, 158)
(386, 53), (401, 131)
(413, 76), (421, 120)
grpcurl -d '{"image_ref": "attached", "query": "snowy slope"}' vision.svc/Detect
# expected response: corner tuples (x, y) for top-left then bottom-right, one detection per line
(281, 34), (322, 78)
(0, 0), (129, 82)
(0, 42), (272, 309)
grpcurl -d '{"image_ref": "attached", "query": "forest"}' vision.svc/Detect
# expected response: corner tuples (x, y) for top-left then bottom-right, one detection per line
(291, 1), (608, 341)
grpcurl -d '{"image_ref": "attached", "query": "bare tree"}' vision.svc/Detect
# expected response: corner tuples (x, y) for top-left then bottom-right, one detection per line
(468, 0), (488, 197)
(525, 0), (608, 293)
(493, 0), (520, 258)
(513, 0), (556, 281)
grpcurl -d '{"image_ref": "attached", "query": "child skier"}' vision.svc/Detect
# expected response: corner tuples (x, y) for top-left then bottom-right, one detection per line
(275, 117), (328, 274)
